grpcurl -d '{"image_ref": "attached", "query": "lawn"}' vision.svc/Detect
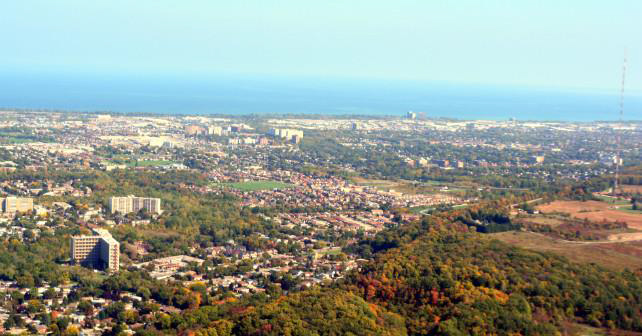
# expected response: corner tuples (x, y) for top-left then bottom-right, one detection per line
(409, 205), (434, 214)
(216, 180), (295, 191)
(452, 204), (469, 209)
(317, 247), (342, 256)
(128, 160), (177, 167)
(0, 131), (47, 143)
(593, 194), (630, 205)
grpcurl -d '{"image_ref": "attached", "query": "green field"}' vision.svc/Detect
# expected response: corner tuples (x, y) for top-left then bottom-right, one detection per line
(0, 131), (47, 144)
(593, 195), (641, 214)
(128, 160), (177, 167)
(215, 180), (295, 191)
(617, 204), (642, 214)
(594, 194), (630, 205)
(409, 205), (434, 214)
(317, 247), (342, 256)
(0, 137), (33, 144)
(409, 203), (468, 214)
(452, 204), (469, 209)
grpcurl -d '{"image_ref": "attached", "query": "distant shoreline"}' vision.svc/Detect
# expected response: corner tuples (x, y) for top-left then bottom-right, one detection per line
(2, 108), (641, 123)
(1, 75), (641, 122)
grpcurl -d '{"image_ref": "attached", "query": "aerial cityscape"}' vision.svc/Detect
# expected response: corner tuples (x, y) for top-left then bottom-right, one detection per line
(0, 110), (639, 335)
(1, 1), (642, 336)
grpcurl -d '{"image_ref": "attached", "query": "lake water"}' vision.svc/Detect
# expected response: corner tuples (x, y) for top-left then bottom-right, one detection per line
(1, 72), (640, 121)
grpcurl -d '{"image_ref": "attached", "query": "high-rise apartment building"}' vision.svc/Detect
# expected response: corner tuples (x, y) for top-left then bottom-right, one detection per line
(109, 196), (162, 214)
(70, 229), (120, 272)
(2, 197), (34, 213)
(267, 128), (304, 143)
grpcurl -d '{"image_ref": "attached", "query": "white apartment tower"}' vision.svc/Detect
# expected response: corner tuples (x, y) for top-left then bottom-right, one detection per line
(109, 196), (162, 214)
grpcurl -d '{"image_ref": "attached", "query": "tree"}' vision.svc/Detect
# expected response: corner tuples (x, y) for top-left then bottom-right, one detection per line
(77, 300), (94, 315)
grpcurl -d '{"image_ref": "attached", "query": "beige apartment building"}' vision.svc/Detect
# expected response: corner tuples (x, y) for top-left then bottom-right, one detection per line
(109, 196), (162, 214)
(70, 229), (120, 272)
(2, 197), (34, 213)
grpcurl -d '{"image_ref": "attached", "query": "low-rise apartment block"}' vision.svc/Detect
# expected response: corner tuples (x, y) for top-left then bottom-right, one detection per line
(2, 197), (34, 214)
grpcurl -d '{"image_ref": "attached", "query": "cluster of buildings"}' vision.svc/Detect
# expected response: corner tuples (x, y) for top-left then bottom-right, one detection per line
(202, 170), (463, 211)
(274, 210), (402, 234)
(133, 255), (204, 280)
(184, 124), (248, 136)
(65, 196), (162, 274)
(267, 128), (304, 143)
(0, 279), (177, 335)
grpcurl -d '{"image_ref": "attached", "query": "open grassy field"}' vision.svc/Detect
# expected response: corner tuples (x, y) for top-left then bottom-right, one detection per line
(216, 180), (294, 191)
(350, 177), (472, 196)
(130, 159), (177, 167)
(521, 215), (566, 227)
(0, 131), (46, 143)
(593, 194), (631, 205)
(492, 231), (642, 271)
(316, 247), (342, 256)
(537, 200), (642, 230)
(350, 177), (421, 193)
(350, 177), (399, 187)
(409, 205), (434, 214)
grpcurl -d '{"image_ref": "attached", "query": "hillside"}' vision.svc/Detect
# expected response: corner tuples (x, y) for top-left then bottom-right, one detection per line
(343, 226), (642, 334)
(145, 220), (642, 335)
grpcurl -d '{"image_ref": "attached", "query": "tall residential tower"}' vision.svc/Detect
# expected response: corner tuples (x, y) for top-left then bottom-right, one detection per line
(70, 229), (120, 272)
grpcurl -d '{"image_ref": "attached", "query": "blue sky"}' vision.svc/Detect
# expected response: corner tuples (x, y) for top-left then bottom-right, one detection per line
(1, 0), (640, 92)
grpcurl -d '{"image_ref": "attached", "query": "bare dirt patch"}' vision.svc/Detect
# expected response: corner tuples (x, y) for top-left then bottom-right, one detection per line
(492, 231), (642, 271)
(522, 216), (566, 228)
(621, 185), (642, 193)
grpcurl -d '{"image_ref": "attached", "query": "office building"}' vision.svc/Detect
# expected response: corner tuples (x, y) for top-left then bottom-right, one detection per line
(70, 229), (120, 272)
(109, 196), (162, 214)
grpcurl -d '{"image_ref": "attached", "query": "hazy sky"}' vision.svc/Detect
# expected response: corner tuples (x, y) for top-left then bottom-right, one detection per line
(1, 0), (640, 91)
